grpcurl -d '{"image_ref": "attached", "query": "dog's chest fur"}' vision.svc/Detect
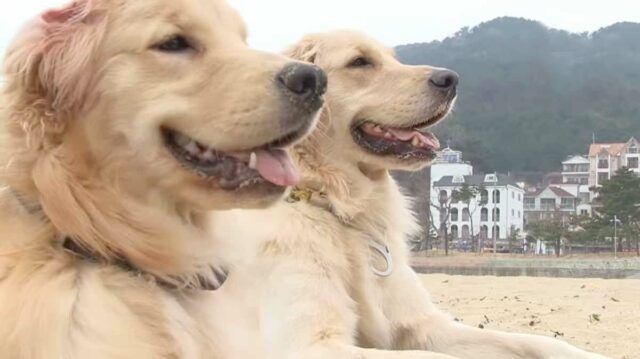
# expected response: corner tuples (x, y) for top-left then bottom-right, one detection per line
(0, 195), (221, 359)
(331, 176), (420, 349)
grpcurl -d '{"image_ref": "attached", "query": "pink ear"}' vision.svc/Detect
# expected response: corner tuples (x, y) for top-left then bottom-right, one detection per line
(42, 7), (76, 23)
(41, 1), (87, 24)
(4, 0), (103, 114)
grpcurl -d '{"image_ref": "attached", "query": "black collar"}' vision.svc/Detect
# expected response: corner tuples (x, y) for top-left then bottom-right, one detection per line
(63, 237), (226, 290)
(11, 188), (226, 291)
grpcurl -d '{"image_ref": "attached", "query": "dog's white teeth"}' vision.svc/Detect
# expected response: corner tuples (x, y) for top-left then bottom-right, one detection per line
(384, 132), (394, 140)
(249, 152), (257, 169)
(202, 149), (215, 160)
(411, 137), (421, 147)
(184, 141), (199, 155)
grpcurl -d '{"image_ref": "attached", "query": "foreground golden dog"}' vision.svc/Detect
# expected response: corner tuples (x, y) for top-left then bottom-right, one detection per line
(0, 0), (326, 357)
(209, 31), (608, 359)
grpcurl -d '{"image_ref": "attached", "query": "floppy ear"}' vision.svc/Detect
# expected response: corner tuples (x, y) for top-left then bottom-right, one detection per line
(3, 0), (106, 136)
(283, 36), (319, 64)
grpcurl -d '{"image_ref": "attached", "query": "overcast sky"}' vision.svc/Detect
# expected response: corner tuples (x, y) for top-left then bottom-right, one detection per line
(1, 0), (639, 57)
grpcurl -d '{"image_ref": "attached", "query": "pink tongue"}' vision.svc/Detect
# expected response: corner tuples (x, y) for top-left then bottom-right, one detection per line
(388, 128), (416, 141)
(255, 149), (299, 187)
(388, 128), (441, 150)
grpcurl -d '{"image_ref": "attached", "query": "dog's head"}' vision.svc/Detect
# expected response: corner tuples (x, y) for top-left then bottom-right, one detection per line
(285, 31), (457, 174)
(3, 0), (327, 211)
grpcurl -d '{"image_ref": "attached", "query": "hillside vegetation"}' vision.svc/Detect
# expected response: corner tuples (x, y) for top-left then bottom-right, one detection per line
(396, 17), (640, 173)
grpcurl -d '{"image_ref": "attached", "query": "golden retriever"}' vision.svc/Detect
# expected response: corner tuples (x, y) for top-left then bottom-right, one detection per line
(0, 0), (326, 357)
(208, 31), (609, 359)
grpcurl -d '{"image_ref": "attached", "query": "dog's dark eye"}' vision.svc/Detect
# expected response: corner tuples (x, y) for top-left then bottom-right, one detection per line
(155, 35), (192, 52)
(348, 57), (371, 68)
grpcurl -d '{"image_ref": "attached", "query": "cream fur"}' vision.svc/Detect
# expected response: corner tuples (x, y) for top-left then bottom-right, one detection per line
(0, 0), (322, 358)
(208, 31), (609, 359)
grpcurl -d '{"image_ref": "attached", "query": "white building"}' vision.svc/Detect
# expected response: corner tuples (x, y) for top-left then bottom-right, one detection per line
(432, 173), (525, 245)
(429, 148), (473, 190)
(589, 138), (640, 191)
(561, 155), (590, 185)
(558, 155), (592, 215)
(523, 185), (581, 226)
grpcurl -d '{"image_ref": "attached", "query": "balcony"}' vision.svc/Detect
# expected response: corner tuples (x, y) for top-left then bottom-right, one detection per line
(562, 164), (589, 173)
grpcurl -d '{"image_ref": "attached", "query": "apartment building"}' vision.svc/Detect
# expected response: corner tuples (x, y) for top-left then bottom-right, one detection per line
(589, 137), (640, 190)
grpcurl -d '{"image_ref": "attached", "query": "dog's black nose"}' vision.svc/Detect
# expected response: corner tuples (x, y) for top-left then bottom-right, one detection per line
(277, 63), (327, 99)
(429, 69), (459, 92)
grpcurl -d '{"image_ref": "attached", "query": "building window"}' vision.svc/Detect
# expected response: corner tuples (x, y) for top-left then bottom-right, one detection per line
(512, 192), (515, 199)
(492, 225), (500, 239)
(541, 198), (556, 210)
(524, 197), (535, 209)
(598, 158), (609, 169)
(484, 174), (497, 183)
(492, 208), (500, 221)
(480, 225), (489, 239)
(629, 145), (639, 154)
(450, 208), (459, 222)
(461, 225), (470, 239)
(580, 209), (588, 216)
(518, 211), (521, 218)
(561, 198), (574, 209)
(480, 190), (489, 204)
(629, 157), (639, 169)
(462, 208), (470, 221)
(512, 209), (515, 217)
(518, 193), (521, 201)
(492, 190), (501, 204)
(450, 225), (459, 239)
(481, 208), (488, 222)
(580, 177), (588, 185)
(598, 172), (609, 184)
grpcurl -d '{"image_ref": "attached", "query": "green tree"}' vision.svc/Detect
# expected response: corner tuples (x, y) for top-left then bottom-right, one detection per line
(430, 188), (465, 256)
(592, 167), (640, 256)
(528, 209), (567, 257)
(454, 184), (486, 252)
(508, 227), (521, 254)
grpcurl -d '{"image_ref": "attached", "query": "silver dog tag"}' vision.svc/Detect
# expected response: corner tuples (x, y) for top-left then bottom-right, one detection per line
(368, 239), (393, 277)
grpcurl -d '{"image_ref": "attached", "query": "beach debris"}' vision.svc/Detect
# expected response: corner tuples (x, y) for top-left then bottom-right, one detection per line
(589, 313), (601, 323)
(552, 330), (565, 338)
(478, 314), (492, 329)
(611, 297), (620, 302)
(529, 315), (541, 326)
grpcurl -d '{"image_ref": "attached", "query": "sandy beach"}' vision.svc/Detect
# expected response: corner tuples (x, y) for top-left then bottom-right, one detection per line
(421, 274), (640, 359)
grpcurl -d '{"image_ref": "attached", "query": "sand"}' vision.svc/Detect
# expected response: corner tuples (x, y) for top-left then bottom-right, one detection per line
(420, 274), (640, 359)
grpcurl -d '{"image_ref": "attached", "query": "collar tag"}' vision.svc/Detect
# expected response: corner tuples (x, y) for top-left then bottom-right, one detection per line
(368, 239), (393, 277)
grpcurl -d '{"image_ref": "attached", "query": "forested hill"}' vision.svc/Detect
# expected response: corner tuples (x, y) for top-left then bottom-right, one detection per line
(396, 17), (640, 173)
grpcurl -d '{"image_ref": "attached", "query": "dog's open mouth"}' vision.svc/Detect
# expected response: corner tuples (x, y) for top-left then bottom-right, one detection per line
(162, 128), (300, 191)
(351, 121), (441, 160)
